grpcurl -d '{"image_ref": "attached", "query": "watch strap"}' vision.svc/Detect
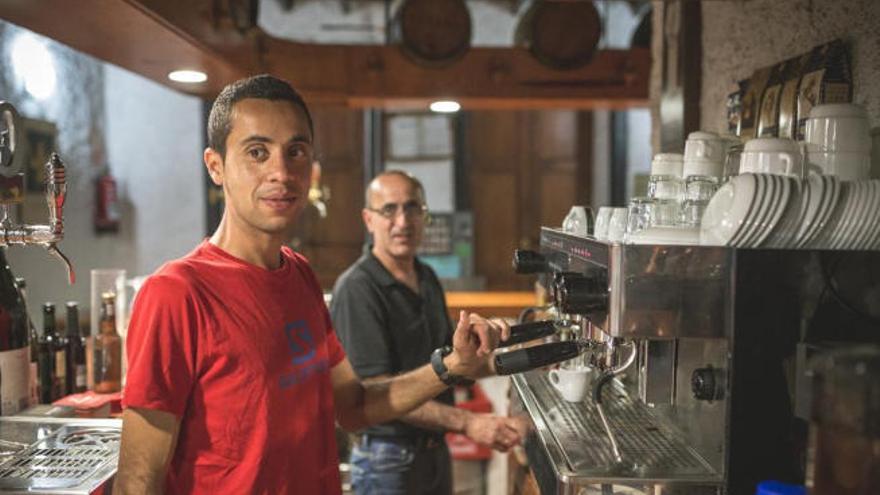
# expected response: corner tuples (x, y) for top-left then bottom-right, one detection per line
(431, 346), (474, 387)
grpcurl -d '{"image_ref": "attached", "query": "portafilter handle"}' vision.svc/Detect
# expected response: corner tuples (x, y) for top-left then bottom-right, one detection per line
(494, 340), (589, 375)
(501, 320), (559, 346)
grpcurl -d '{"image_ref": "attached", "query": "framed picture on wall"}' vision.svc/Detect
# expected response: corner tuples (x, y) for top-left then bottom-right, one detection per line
(19, 116), (58, 194)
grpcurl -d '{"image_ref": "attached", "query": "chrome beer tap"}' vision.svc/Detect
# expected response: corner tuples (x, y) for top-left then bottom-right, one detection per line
(0, 101), (74, 284)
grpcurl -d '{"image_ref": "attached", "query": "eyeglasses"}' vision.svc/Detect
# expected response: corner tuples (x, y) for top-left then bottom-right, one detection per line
(367, 201), (428, 220)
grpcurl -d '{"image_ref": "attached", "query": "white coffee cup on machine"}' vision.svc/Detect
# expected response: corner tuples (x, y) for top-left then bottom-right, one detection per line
(683, 131), (727, 178)
(549, 366), (595, 402)
(740, 137), (804, 177)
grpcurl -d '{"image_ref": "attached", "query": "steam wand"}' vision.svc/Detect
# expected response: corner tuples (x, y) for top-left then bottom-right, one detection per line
(592, 340), (638, 464)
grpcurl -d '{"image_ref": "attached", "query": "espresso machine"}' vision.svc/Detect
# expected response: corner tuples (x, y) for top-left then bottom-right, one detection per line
(496, 227), (880, 495)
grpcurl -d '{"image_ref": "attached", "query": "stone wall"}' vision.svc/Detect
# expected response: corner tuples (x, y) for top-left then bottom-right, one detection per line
(651, 0), (880, 152)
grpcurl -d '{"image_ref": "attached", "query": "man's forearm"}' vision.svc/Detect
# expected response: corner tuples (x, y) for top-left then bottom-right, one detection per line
(360, 363), (450, 427)
(116, 408), (180, 495)
(396, 399), (469, 433)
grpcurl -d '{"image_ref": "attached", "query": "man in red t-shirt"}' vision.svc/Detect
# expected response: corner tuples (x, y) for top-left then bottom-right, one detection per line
(115, 75), (510, 495)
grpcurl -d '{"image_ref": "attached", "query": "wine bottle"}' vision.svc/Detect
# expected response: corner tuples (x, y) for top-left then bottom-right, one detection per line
(65, 302), (87, 394)
(14, 277), (39, 407)
(42, 303), (67, 400)
(94, 292), (121, 394)
(0, 249), (32, 414)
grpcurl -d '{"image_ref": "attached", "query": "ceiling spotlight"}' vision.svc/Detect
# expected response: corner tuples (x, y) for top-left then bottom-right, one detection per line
(429, 100), (461, 113)
(168, 70), (207, 83)
(11, 33), (56, 100)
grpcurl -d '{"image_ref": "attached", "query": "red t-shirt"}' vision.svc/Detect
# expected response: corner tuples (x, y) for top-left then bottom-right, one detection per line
(123, 241), (347, 494)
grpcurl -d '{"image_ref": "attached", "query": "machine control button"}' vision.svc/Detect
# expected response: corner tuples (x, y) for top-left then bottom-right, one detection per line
(691, 366), (725, 401)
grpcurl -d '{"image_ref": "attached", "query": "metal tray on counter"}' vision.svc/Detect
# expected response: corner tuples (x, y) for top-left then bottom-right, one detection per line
(0, 417), (121, 494)
(512, 371), (722, 493)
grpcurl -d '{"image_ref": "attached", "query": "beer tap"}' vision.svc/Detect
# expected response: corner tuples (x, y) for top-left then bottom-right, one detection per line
(0, 101), (74, 285)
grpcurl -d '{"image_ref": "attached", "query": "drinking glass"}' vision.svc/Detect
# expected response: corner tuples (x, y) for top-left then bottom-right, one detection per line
(594, 207), (613, 240)
(607, 208), (628, 242)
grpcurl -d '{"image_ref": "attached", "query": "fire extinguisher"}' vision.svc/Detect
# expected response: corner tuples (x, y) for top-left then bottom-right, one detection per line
(95, 168), (120, 233)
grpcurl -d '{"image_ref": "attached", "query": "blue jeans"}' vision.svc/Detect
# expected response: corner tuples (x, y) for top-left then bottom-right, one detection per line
(350, 436), (452, 495)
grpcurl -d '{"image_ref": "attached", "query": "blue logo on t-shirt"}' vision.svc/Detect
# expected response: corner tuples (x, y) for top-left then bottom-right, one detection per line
(285, 320), (316, 365)
(279, 320), (328, 389)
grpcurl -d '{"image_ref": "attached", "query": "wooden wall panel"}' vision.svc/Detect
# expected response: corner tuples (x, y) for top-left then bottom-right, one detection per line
(471, 173), (527, 290)
(467, 110), (590, 290)
(533, 111), (578, 164)
(540, 172), (577, 228)
(291, 105), (365, 290)
(467, 112), (523, 171)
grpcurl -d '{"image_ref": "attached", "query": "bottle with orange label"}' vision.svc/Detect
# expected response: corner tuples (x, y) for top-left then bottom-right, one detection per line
(93, 292), (121, 393)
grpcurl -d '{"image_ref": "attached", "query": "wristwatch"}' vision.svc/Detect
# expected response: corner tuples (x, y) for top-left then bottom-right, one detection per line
(431, 346), (474, 387)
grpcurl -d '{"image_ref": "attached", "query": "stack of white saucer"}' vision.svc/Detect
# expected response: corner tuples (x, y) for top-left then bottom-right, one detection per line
(700, 173), (880, 250)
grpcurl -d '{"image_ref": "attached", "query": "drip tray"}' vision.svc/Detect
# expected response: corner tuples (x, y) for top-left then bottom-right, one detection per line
(514, 372), (721, 485)
(0, 417), (121, 494)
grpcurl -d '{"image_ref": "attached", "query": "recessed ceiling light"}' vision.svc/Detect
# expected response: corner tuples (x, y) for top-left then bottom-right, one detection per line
(168, 70), (207, 83)
(11, 33), (56, 100)
(429, 100), (461, 113)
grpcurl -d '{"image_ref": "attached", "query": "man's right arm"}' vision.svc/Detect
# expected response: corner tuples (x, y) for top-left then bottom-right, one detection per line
(115, 407), (181, 494)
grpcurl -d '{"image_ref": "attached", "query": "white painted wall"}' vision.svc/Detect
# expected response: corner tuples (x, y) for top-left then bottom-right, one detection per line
(103, 64), (205, 278)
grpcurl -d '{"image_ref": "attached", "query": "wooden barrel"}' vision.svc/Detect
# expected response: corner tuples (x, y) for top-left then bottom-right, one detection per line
(515, 0), (602, 70)
(391, 0), (471, 67)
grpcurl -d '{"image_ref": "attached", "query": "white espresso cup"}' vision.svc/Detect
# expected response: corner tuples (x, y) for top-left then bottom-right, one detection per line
(805, 149), (871, 181)
(651, 153), (684, 177)
(740, 138), (804, 177)
(549, 366), (594, 402)
(805, 103), (871, 153)
(684, 131), (727, 164)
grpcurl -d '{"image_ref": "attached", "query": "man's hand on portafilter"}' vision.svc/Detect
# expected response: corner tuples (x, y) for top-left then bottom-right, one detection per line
(445, 311), (510, 379)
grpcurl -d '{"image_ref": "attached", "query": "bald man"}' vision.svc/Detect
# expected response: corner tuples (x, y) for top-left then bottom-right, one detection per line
(330, 171), (522, 495)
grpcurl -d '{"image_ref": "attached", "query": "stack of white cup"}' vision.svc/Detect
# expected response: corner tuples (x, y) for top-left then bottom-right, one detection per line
(681, 131), (729, 226)
(804, 103), (872, 181)
(648, 153), (684, 200)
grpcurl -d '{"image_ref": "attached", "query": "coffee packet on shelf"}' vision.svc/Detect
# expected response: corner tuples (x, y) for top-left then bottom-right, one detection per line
(777, 52), (811, 140)
(738, 66), (772, 139)
(796, 39), (852, 140)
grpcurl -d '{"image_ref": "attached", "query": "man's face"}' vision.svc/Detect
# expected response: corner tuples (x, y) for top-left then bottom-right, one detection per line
(205, 98), (313, 238)
(363, 174), (426, 262)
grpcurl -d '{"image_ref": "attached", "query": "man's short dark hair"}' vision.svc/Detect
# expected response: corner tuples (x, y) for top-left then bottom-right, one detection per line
(207, 74), (314, 158)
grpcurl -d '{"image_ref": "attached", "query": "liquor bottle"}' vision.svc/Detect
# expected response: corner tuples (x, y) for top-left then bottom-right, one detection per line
(14, 278), (39, 407)
(65, 302), (87, 394)
(37, 306), (56, 404)
(42, 303), (67, 399)
(94, 292), (121, 393)
(0, 249), (32, 414)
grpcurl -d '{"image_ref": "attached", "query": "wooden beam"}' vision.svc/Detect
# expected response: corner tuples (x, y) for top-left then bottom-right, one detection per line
(0, 0), (650, 109)
(0, 0), (246, 97)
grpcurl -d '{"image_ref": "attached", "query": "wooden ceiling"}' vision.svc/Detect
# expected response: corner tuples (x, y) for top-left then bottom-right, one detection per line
(0, 0), (650, 109)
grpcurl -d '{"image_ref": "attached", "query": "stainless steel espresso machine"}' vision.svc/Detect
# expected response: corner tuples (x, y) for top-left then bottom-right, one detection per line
(496, 227), (880, 495)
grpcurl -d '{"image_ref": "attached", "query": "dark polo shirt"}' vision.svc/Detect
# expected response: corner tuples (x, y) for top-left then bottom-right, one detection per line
(330, 249), (454, 439)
